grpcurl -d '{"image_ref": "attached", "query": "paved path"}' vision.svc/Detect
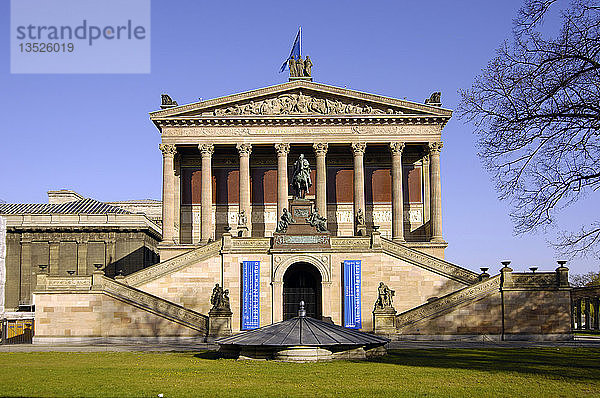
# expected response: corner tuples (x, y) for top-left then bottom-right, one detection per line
(0, 337), (598, 352)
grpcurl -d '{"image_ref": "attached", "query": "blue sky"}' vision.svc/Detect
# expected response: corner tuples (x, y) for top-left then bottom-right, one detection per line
(1, 0), (596, 275)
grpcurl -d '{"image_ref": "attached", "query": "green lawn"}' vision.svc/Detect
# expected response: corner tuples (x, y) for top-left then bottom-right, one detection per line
(0, 348), (598, 397)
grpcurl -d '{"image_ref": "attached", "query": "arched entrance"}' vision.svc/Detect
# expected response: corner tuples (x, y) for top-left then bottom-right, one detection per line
(283, 262), (322, 320)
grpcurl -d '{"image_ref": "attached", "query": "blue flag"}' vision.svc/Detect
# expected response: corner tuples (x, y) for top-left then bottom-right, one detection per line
(280, 28), (301, 73)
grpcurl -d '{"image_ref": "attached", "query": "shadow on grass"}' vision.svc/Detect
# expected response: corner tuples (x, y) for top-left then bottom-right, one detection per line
(194, 350), (222, 360)
(368, 348), (600, 381)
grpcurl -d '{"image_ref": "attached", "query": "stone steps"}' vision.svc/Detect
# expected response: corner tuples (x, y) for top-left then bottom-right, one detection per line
(124, 240), (222, 287)
(395, 274), (501, 330)
(101, 276), (208, 333)
(381, 238), (479, 285)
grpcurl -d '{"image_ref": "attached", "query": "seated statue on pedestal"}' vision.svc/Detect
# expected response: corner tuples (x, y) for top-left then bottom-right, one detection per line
(275, 208), (295, 233)
(307, 208), (327, 233)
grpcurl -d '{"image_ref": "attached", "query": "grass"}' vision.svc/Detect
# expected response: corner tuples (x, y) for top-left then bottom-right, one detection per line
(0, 348), (598, 397)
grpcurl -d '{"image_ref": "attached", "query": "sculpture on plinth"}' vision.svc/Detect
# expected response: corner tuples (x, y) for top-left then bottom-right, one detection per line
(307, 208), (327, 233)
(373, 282), (396, 335)
(275, 208), (295, 233)
(289, 56), (313, 78)
(210, 283), (231, 312)
(356, 208), (367, 236)
(425, 92), (441, 106)
(374, 282), (395, 310)
(209, 283), (232, 338)
(291, 154), (312, 199)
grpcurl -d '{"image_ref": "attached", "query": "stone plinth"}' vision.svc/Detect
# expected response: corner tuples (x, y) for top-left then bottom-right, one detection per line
(273, 199), (331, 249)
(373, 307), (397, 335)
(209, 309), (233, 338)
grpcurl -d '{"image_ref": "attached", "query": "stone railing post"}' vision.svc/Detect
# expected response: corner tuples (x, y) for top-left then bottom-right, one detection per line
(556, 260), (570, 288)
(500, 261), (513, 288)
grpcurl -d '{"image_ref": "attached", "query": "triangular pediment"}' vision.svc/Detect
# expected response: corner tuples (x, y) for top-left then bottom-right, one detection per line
(150, 81), (451, 119)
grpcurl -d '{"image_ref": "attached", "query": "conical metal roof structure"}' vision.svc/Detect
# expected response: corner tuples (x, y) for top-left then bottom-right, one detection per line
(216, 303), (389, 347)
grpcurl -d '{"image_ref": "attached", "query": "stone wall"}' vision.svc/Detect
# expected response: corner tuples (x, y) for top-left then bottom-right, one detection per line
(503, 289), (572, 337)
(4, 229), (160, 311)
(395, 272), (572, 340)
(138, 246), (465, 333)
(34, 292), (201, 343)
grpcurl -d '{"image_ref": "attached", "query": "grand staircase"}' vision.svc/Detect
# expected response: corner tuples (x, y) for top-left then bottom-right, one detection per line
(395, 274), (501, 330)
(124, 240), (222, 287)
(99, 276), (208, 333)
(380, 238), (479, 285)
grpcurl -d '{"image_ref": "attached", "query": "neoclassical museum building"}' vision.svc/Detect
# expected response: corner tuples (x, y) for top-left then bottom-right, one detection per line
(0, 72), (574, 343)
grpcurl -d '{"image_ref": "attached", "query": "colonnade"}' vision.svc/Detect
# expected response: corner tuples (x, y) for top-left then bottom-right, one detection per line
(159, 142), (444, 243)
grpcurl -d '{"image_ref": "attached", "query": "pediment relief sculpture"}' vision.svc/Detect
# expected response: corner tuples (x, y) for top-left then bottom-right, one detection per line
(209, 91), (404, 117)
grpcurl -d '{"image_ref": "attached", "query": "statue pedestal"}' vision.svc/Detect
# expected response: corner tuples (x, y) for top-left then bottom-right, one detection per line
(356, 224), (367, 236)
(373, 307), (397, 335)
(208, 308), (233, 338)
(273, 199), (330, 249)
(237, 225), (249, 237)
(289, 76), (313, 82)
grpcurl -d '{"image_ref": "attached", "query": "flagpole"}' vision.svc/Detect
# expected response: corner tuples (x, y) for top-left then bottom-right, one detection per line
(299, 26), (302, 57)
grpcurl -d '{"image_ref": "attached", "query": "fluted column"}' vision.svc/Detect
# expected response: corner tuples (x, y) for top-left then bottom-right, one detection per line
(199, 144), (214, 242)
(313, 143), (328, 219)
(428, 142), (443, 242)
(275, 143), (290, 218)
(390, 142), (405, 242)
(159, 143), (177, 243)
(352, 142), (367, 234)
(237, 143), (252, 237)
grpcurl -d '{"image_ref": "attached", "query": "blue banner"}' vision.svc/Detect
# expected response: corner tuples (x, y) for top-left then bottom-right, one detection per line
(343, 260), (362, 329)
(242, 261), (260, 330)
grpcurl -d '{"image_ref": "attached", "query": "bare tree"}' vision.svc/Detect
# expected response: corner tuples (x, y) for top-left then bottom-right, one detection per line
(458, 0), (600, 259)
(570, 270), (600, 286)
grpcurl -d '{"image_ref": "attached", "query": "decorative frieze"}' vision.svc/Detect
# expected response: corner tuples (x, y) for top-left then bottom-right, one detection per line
(210, 91), (398, 117)
(41, 276), (93, 291)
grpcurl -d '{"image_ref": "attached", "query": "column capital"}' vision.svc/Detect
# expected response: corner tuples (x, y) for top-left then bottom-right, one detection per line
(389, 142), (405, 155)
(236, 143), (252, 156)
(199, 143), (214, 156)
(313, 143), (328, 155)
(159, 143), (176, 157)
(428, 141), (444, 154)
(351, 142), (367, 155)
(275, 143), (290, 156)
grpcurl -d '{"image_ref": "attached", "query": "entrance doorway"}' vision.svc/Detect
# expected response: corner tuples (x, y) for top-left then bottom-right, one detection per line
(283, 262), (322, 320)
